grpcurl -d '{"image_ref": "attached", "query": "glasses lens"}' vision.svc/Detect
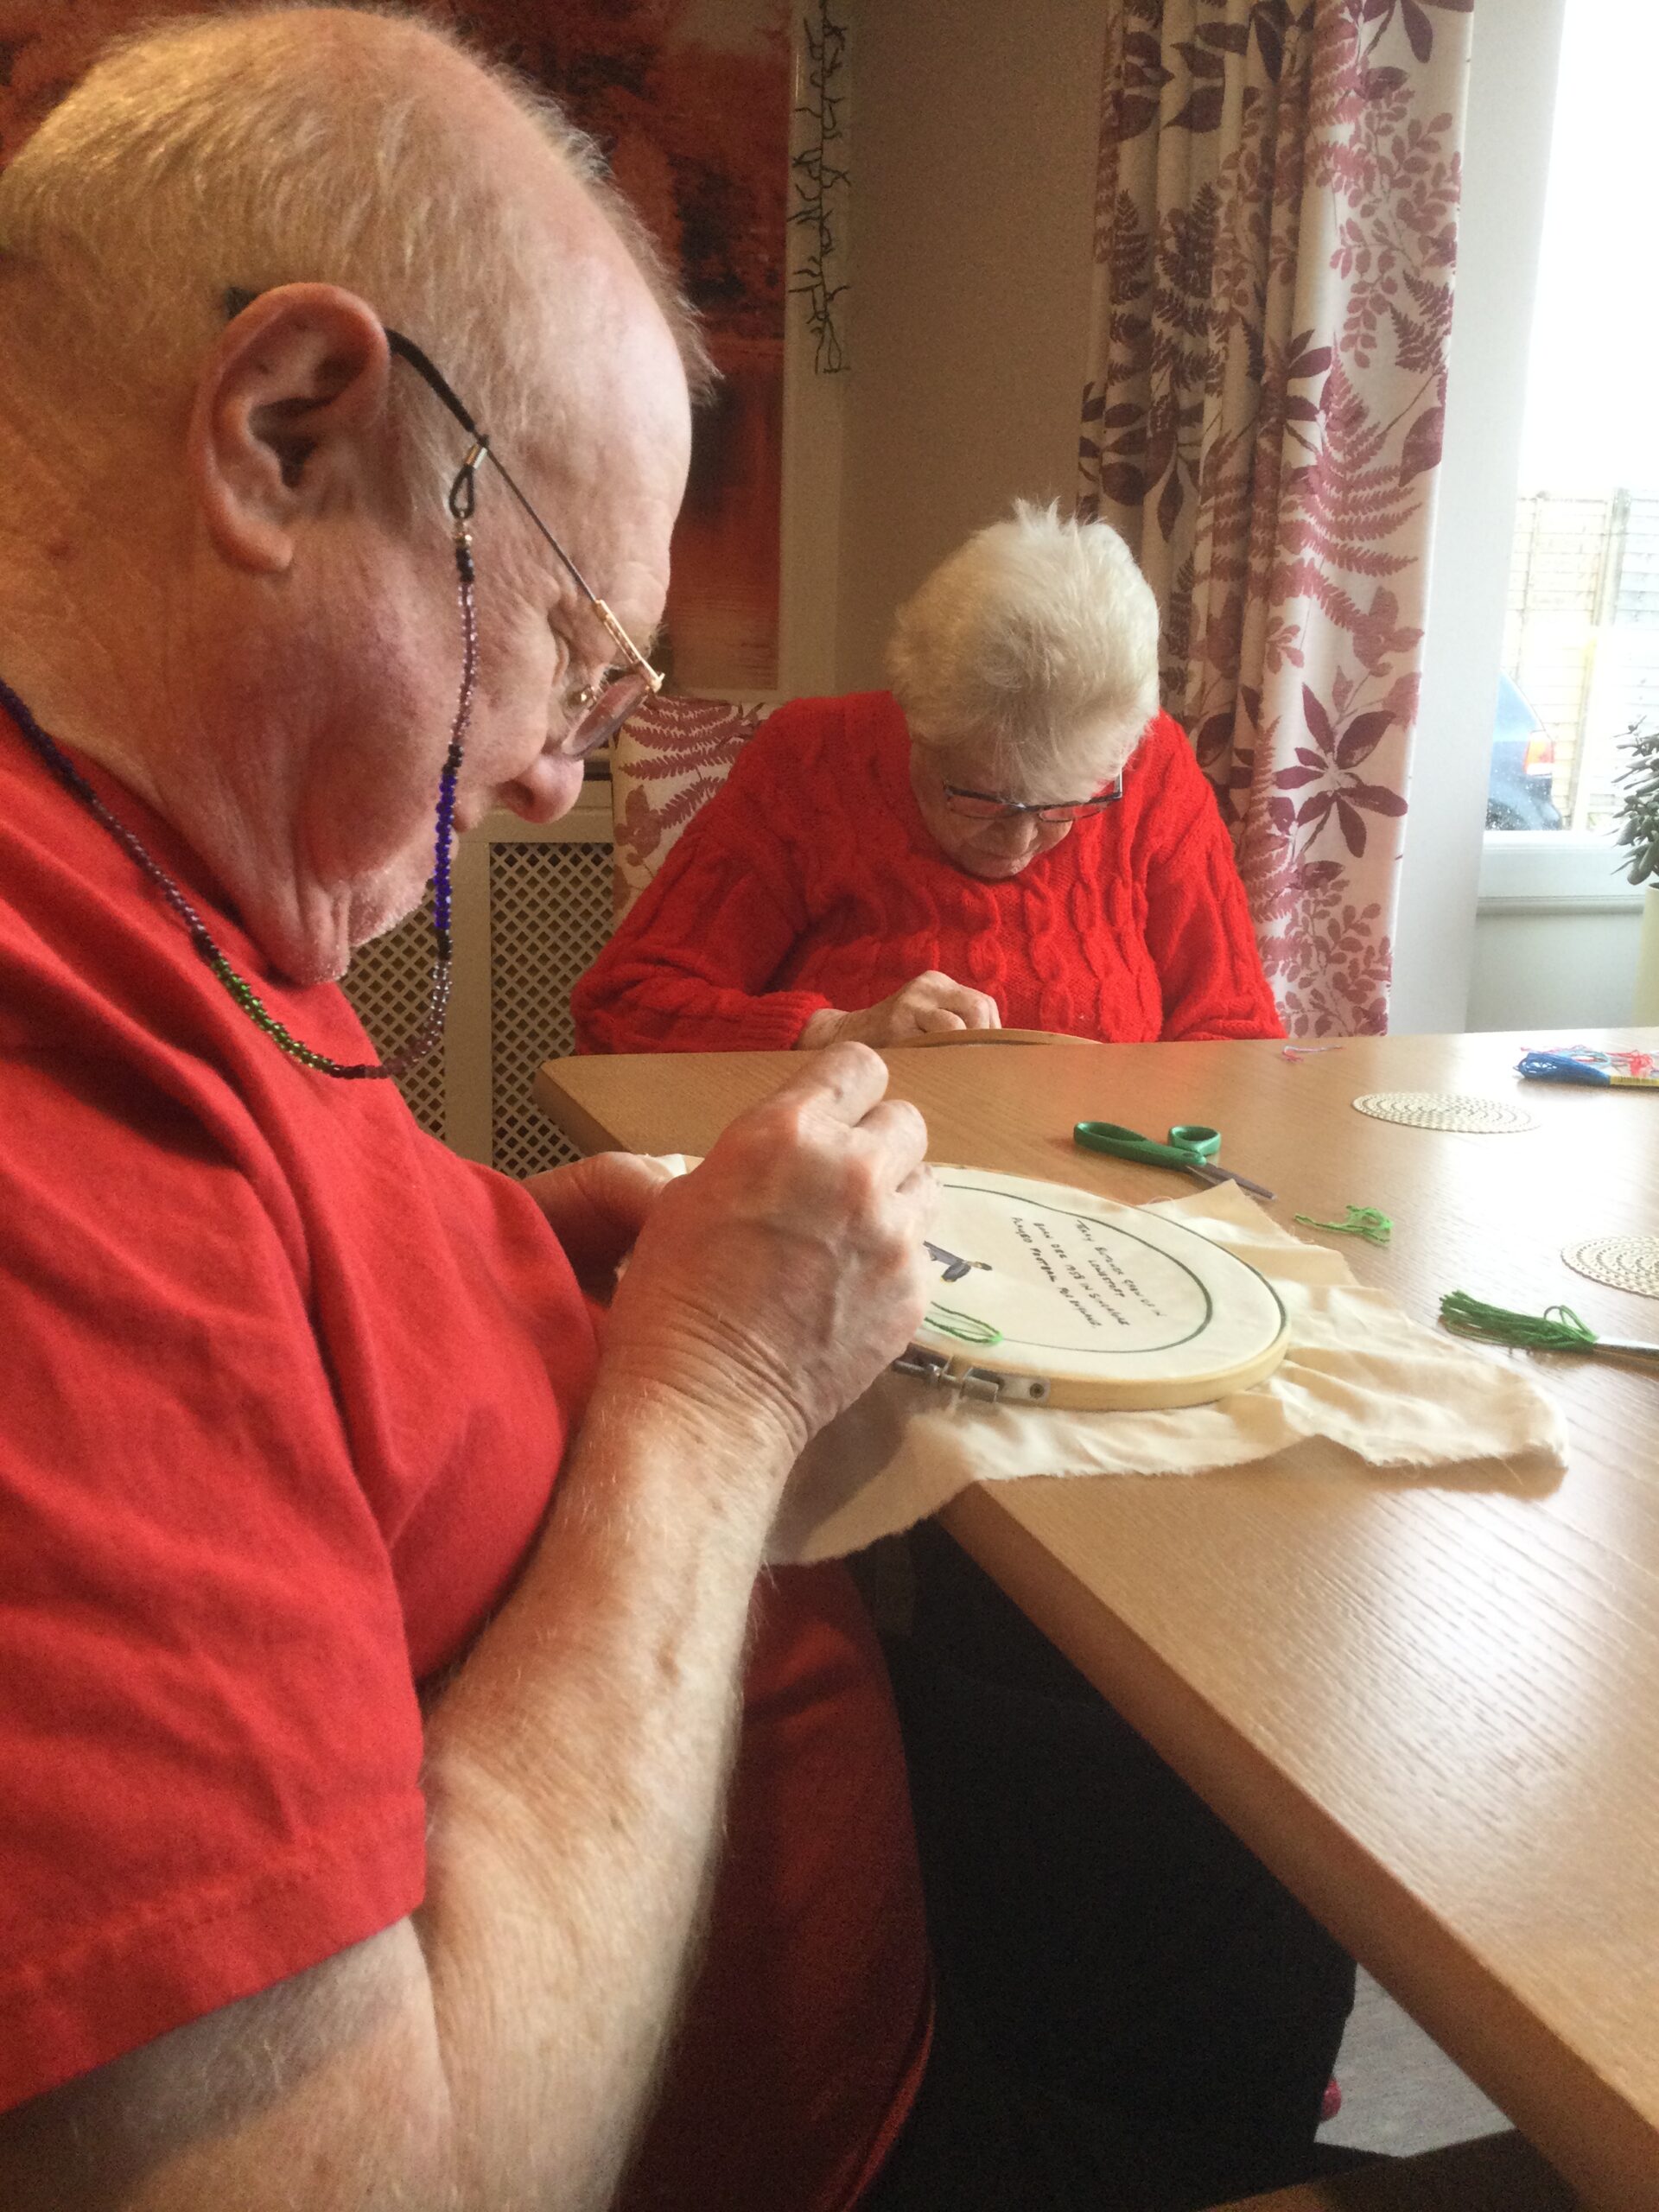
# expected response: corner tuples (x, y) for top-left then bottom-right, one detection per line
(944, 774), (1122, 823)
(565, 670), (654, 756)
(1037, 780), (1122, 823)
(943, 789), (1008, 820)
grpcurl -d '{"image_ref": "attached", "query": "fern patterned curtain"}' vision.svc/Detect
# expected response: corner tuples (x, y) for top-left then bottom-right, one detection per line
(1079, 0), (1473, 1034)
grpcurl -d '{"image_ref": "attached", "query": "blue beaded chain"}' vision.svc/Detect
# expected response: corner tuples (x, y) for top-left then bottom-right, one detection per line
(1, 524), (478, 1082)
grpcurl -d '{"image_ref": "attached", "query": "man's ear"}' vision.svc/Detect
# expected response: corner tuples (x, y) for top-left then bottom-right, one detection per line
(188, 283), (393, 575)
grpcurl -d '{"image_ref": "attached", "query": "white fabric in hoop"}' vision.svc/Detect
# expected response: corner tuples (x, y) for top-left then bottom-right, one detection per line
(911, 1167), (1289, 1410)
(770, 1182), (1567, 1566)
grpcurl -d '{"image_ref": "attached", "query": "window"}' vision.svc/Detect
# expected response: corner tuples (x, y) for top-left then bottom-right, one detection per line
(1499, 494), (1659, 836)
(1486, 0), (1658, 865)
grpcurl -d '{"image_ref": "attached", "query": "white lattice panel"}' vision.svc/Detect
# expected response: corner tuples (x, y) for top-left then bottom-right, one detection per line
(489, 840), (615, 1177)
(339, 896), (448, 1140)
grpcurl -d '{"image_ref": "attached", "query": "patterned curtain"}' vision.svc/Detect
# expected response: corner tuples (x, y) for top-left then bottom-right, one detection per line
(1079, 0), (1472, 1034)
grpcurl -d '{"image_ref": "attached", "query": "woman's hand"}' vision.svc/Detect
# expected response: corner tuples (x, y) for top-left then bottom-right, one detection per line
(598, 1044), (934, 1465)
(523, 1152), (681, 1291)
(798, 972), (1001, 1049)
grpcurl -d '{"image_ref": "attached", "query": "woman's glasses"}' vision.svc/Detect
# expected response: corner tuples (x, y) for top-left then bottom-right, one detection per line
(942, 775), (1124, 825)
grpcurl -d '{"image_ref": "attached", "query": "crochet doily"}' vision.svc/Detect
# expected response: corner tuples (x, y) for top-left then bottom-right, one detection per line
(1562, 1235), (1659, 1302)
(1351, 1091), (1537, 1135)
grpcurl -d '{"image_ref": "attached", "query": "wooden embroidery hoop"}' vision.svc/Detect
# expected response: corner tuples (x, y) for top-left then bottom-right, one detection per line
(898, 1166), (1290, 1412)
(888, 1027), (1071, 1047)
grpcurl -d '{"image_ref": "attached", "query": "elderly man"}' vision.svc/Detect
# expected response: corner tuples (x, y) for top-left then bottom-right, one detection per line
(0, 12), (1363, 2212)
(0, 11), (934, 2210)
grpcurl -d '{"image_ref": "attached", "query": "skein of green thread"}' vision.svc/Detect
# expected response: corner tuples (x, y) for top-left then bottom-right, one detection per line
(1437, 1292), (1598, 1351)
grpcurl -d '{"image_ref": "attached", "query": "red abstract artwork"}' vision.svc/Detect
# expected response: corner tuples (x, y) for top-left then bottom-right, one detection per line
(0, 0), (789, 690)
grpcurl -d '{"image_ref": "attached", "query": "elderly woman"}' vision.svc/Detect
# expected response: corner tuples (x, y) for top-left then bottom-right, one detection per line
(574, 503), (1281, 1052)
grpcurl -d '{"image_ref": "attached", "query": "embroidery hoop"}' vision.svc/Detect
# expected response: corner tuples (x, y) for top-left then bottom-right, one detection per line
(898, 1166), (1290, 1411)
(889, 1027), (1074, 1048)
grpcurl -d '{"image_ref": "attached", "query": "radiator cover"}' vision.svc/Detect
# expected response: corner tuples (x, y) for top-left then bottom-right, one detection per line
(339, 786), (614, 1173)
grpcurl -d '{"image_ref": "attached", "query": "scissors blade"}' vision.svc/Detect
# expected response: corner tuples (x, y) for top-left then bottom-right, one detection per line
(1189, 1162), (1277, 1202)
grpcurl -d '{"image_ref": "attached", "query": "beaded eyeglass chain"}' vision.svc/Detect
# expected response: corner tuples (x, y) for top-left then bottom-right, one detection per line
(2, 459), (482, 1081)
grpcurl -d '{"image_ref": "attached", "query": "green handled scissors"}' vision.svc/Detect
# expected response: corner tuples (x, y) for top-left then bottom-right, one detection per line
(1073, 1120), (1275, 1202)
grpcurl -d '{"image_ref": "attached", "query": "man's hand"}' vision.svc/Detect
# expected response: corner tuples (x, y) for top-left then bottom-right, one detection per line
(798, 972), (1001, 1049)
(523, 1152), (678, 1291)
(601, 1044), (933, 1467)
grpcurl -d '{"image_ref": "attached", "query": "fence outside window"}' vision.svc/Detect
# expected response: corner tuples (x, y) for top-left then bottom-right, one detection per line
(1503, 490), (1659, 833)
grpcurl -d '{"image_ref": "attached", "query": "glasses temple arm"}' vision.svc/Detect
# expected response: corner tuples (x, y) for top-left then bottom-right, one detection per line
(478, 453), (657, 681)
(378, 323), (613, 619)
(477, 448), (604, 605)
(223, 293), (645, 671)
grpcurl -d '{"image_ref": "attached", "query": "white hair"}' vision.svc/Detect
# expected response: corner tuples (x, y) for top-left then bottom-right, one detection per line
(0, 3), (709, 501)
(886, 502), (1160, 781)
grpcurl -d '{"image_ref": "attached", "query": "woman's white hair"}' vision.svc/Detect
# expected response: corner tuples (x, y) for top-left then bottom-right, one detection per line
(0, 3), (709, 501)
(886, 502), (1160, 784)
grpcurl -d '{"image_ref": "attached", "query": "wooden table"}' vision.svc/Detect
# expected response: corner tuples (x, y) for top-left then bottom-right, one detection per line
(536, 1028), (1659, 2212)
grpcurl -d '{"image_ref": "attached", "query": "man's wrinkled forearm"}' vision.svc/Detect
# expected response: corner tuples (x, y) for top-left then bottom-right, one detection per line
(416, 1369), (786, 2209)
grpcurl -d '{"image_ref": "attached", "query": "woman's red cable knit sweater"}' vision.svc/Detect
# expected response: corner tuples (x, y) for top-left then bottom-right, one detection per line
(573, 691), (1283, 1052)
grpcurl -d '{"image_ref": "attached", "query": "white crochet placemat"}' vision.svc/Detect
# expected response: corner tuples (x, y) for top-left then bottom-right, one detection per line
(1562, 1234), (1659, 1301)
(1352, 1091), (1537, 1135)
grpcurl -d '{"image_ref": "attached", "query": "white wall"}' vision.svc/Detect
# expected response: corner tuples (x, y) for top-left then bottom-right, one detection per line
(1465, 839), (1645, 1029)
(834, 0), (1105, 690)
(1468, 908), (1642, 1031)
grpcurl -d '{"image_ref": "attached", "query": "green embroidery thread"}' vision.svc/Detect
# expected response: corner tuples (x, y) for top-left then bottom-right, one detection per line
(1294, 1205), (1393, 1247)
(1438, 1293), (1597, 1351)
(925, 1304), (1004, 1347)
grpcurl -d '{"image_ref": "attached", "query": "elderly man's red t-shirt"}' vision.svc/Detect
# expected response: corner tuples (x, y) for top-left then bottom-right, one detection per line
(0, 713), (928, 2211)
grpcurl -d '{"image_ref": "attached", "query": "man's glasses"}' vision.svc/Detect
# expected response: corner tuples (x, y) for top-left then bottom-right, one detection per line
(223, 290), (664, 756)
(942, 776), (1124, 825)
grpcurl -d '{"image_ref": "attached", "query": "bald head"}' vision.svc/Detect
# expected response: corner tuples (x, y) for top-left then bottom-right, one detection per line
(0, 4), (695, 985)
(0, 4), (707, 499)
